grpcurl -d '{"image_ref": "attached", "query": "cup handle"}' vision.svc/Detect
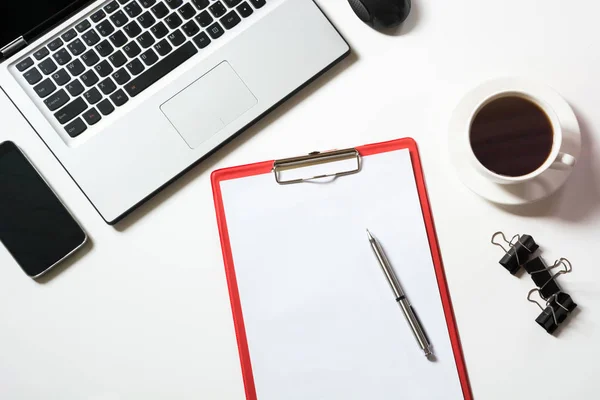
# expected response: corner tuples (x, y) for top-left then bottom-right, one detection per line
(550, 152), (576, 170)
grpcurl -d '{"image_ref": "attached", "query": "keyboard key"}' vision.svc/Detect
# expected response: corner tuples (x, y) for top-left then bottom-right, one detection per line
(192, 0), (209, 10)
(67, 39), (86, 56)
(51, 69), (71, 86)
(195, 10), (213, 27)
(192, 31), (211, 49)
(207, 22), (224, 39)
(249, 0), (265, 8)
(33, 47), (50, 60)
(39, 58), (58, 75)
(44, 89), (70, 111)
(110, 89), (129, 106)
(178, 3), (196, 19)
(65, 117), (87, 137)
(141, 0), (157, 7)
(141, 49), (159, 65)
(126, 59), (145, 75)
(112, 68), (131, 84)
(94, 60), (114, 77)
(167, 29), (186, 46)
(97, 20), (115, 37)
(109, 31), (128, 47)
(154, 39), (172, 56)
(44, 68), (71, 86)
(221, 11), (240, 29)
(52, 48), (72, 65)
(123, 21), (142, 38)
(109, 50), (127, 67)
(84, 87), (102, 104)
(237, 1), (253, 17)
(82, 49), (100, 66)
(16, 57), (34, 72)
(91, 10), (107, 23)
(82, 108), (102, 125)
(34, 79), (57, 98)
(165, 0), (183, 9)
(80, 52), (102, 77)
(66, 59), (86, 76)
(137, 11), (156, 28)
(151, 22), (169, 38)
(81, 70), (100, 86)
(23, 67), (42, 84)
(54, 97), (87, 124)
(82, 29), (101, 46)
(123, 41), (142, 57)
(209, 2), (226, 18)
(75, 20), (92, 33)
(136, 31), (155, 48)
(110, 10), (129, 27)
(224, 0), (242, 7)
(151, 2), (169, 18)
(104, 0), (119, 13)
(125, 1), (143, 17)
(95, 40), (114, 57)
(118, 0), (129, 4)
(165, 12), (183, 28)
(66, 79), (85, 96)
(97, 99), (115, 115)
(99, 77), (117, 95)
(61, 29), (78, 42)
(124, 41), (197, 97)
(181, 21), (199, 36)
(48, 38), (64, 51)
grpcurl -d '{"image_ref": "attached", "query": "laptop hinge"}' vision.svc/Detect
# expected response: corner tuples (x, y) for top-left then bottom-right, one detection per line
(1, 37), (28, 59)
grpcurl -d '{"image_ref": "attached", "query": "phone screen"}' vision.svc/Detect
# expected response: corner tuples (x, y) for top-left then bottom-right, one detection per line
(0, 142), (86, 277)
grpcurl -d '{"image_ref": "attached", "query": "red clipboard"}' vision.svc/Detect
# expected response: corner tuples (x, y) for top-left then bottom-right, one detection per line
(211, 138), (473, 400)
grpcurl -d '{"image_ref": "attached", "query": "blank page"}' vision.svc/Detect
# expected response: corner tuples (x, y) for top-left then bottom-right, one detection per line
(220, 149), (464, 400)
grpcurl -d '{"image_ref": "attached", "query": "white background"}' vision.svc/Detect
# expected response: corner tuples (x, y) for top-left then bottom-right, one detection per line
(1, 0), (599, 399)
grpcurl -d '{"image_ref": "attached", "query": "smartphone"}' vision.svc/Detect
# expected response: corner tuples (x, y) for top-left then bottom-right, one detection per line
(0, 141), (87, 278)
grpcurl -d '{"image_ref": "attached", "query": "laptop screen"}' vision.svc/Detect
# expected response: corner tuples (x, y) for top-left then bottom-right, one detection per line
(0, 1), (91, 51)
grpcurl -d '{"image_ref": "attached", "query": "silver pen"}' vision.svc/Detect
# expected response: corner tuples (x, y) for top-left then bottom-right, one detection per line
(366, 229), (433, 358)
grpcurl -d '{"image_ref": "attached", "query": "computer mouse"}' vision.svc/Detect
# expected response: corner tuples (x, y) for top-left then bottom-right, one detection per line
(348, 0), (411, 28)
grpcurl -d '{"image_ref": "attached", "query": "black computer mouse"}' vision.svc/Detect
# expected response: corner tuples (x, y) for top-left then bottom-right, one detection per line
(348, 0), (411, 28)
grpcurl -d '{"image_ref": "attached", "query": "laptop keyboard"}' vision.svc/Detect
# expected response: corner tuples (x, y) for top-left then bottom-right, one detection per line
(14, 0), (266, 139)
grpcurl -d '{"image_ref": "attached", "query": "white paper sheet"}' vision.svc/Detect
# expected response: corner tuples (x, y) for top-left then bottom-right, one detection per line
(220, 149), (464, 400)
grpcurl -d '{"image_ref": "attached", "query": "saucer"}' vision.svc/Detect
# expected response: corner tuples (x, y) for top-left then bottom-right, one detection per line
(448, 78), (581, 205)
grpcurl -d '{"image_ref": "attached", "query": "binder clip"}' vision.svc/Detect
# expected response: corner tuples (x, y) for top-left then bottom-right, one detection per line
(527, 259), (577, 334)
(491, 232), (539, 275)
(523, 256), (562, 299)
(535, 293), (578, 334)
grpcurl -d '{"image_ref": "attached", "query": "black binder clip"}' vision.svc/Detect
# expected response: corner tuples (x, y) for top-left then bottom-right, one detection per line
(527, 259), (577, 334)
(534, 293), (578, 334)
(523, 256), (562, 299)
(491, 232), (539, 275)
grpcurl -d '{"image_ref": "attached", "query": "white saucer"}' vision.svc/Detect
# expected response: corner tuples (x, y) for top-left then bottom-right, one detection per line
(448, 78), (582, 205)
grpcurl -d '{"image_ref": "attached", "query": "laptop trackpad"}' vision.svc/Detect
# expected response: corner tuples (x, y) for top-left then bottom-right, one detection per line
(161, 62), (258, 149)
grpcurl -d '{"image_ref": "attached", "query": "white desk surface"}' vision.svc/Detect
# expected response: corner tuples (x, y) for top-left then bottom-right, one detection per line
(1, 1), (599, 399)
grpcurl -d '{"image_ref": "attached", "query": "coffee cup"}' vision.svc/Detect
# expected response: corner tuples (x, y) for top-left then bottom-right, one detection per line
(465, 91), (576, 185)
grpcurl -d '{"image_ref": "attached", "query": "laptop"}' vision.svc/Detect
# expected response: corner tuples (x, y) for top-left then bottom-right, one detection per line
(0, 0), (349, 224)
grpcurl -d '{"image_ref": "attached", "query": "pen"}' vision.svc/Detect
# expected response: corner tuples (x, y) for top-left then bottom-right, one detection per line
(366, 229), (433, 358)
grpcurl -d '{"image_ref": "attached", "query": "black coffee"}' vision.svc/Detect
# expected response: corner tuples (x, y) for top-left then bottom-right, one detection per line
(469, 96), (553, 177)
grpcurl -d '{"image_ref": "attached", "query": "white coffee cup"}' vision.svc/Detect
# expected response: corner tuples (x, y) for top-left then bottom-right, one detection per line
(465, 91), (576, 184)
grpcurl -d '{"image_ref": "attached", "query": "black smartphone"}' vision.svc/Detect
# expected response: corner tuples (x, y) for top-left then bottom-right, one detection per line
(0, 141), (87, 278)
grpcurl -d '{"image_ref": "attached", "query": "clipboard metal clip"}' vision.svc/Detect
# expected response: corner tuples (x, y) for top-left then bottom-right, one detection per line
(273, 148), (362, 185)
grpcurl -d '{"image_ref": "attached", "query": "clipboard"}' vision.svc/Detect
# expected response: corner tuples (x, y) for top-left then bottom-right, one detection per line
(211, 138), (472, 400)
